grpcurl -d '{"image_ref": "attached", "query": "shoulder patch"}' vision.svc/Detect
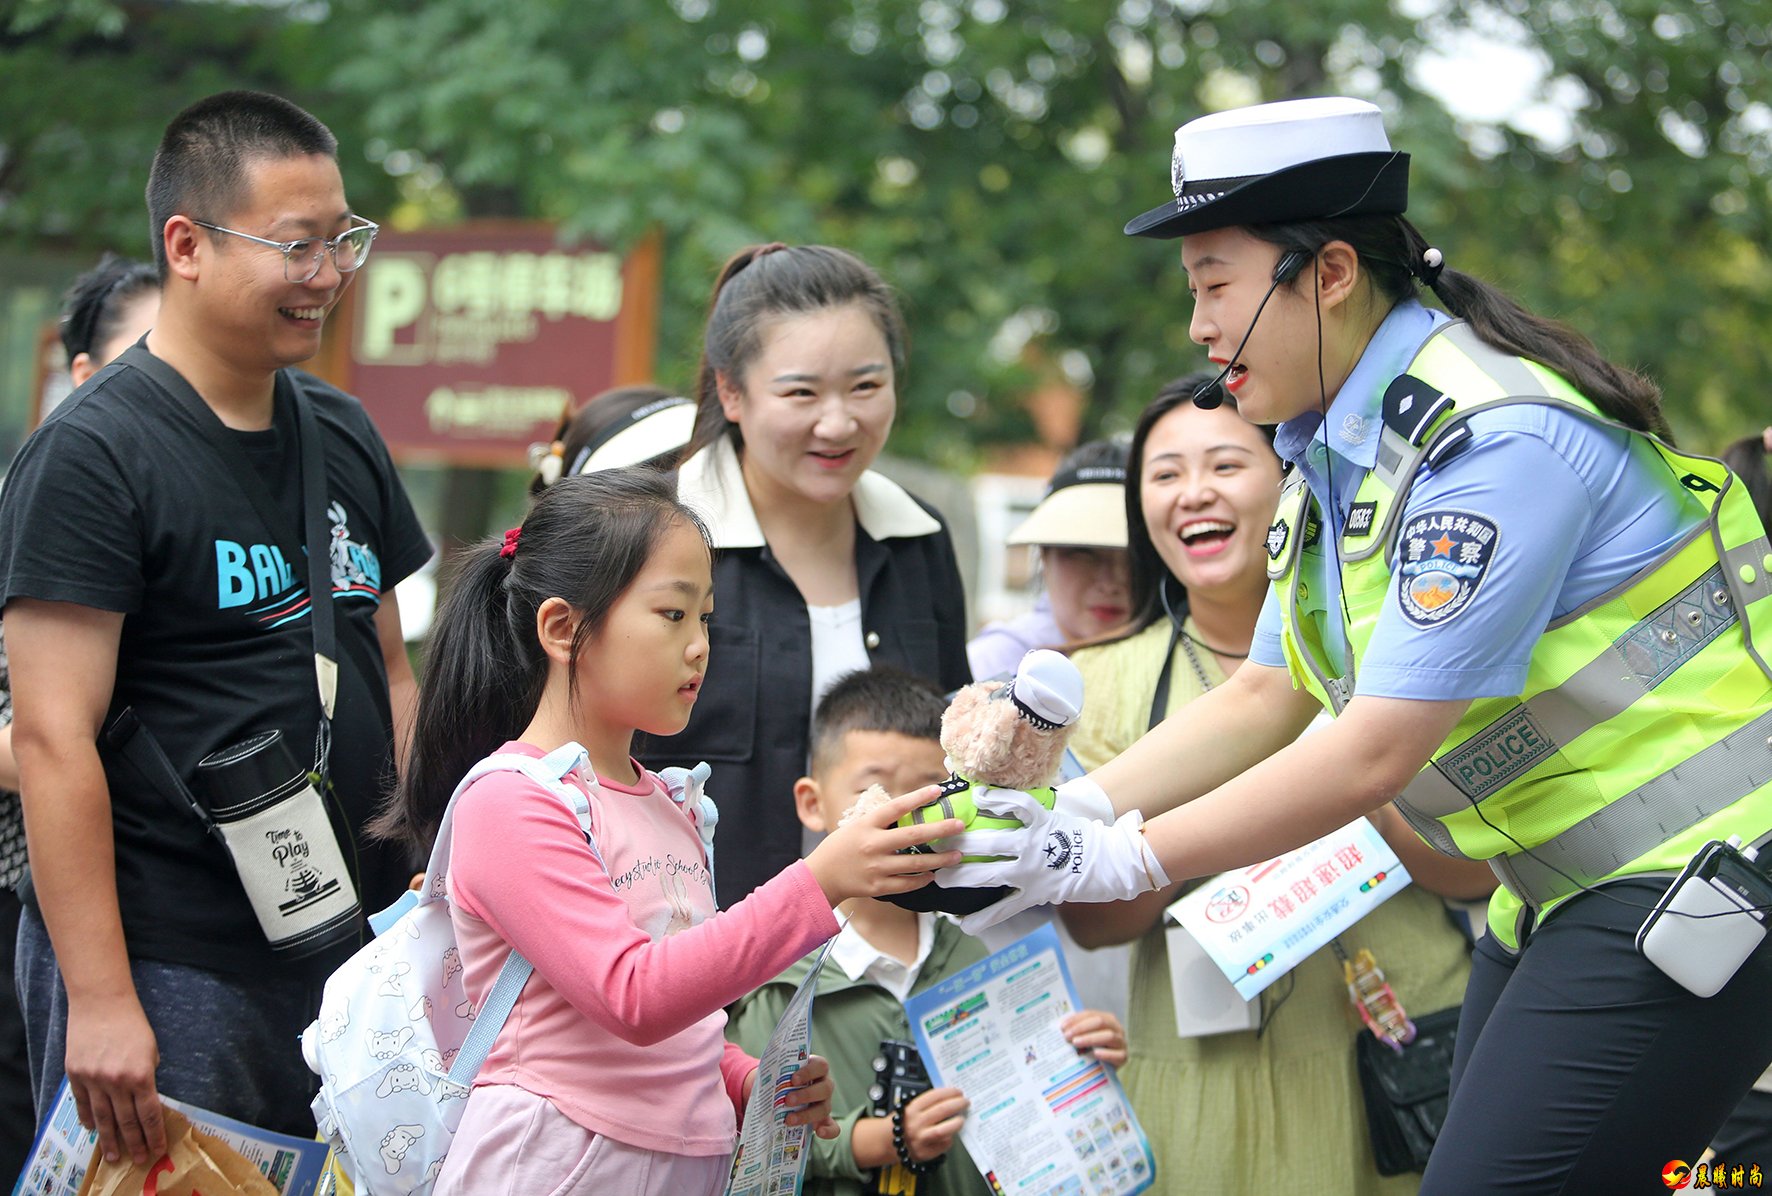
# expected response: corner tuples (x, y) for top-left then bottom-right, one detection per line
(1396, 509), (1499, 628)
(1265, 519), (1289, 561)
(1382, 375), (1456, 447)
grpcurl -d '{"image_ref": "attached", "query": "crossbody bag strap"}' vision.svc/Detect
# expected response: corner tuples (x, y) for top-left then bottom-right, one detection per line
(118, 346), (337, 779)
(1147, 581), (1189, 732)
(292, 387), (338, 725)
(290, 386), (338, 789)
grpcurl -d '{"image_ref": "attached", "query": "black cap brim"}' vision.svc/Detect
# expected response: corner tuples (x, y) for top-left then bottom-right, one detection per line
(1124, 151), (1410, 239)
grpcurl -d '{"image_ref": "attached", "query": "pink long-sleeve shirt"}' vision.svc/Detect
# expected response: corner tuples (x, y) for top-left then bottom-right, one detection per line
(448, 742), (840, 1155)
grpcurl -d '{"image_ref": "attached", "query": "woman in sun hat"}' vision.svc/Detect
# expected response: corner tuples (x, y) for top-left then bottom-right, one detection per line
(1058, 370), (1484, 1194)
(967, 438), (1132, 679)
(935, 95), (1772, 1192)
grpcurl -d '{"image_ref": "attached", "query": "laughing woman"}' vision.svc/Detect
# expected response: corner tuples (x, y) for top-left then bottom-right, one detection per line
(1059, 373), (1484, 1194)
(641, 244), (970, 909)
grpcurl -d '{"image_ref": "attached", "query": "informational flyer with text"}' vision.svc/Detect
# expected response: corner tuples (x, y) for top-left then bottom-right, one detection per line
(905, 923), (1153, 1196)
(725, 941), (832, 1196)
(13, 1080), (327, 1196)
(1169, 815), (1410, 1000)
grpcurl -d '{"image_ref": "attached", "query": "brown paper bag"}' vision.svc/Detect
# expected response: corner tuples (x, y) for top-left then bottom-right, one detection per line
(75, 1108), (279, 1196)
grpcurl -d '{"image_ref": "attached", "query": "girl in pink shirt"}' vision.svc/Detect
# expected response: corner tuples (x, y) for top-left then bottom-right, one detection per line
(378, 469), (963, 1196)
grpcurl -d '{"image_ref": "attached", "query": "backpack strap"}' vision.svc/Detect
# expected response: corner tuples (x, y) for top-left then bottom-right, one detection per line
(657, 760), (718, 896)
(423, 744), (601, 900)
(426, 743), (605, 1087)
(447, 950), (534, 1086)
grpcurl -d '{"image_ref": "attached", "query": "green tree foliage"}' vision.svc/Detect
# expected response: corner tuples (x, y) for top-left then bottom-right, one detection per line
(5, 0), (1769, 456)
(0, 0), (402, 251)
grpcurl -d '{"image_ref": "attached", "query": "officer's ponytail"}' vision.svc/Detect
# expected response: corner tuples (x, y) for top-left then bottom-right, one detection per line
(1250, 216), (1672, 442)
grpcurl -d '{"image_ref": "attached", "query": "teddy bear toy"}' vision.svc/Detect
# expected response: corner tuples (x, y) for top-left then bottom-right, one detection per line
(842, 648), (1085, 915)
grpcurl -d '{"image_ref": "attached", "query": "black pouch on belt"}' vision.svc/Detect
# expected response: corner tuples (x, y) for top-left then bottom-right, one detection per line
(1355, 1004), (1461, 1175)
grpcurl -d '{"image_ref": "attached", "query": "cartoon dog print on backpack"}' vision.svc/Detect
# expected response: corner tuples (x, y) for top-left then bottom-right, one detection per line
(376, 960), (413, 997)
(318, 1006), (349, 1043)
(366, 1025), (414, 1060)
(375, 1063), (434, 1099)
(380, 1124), (424, 1174)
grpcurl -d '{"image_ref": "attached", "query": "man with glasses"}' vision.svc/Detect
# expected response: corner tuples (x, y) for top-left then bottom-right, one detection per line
(0, 91), (430, 1160)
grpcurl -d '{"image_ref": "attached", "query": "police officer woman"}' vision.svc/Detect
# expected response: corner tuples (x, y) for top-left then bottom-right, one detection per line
(937, 97), (1772, 1193)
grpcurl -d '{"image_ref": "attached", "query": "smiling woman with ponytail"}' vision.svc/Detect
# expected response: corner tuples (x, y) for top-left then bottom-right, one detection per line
(639, 244), (970, 909)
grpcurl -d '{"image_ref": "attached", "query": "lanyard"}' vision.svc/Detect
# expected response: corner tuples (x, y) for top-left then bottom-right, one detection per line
(118, 345), (338, 788)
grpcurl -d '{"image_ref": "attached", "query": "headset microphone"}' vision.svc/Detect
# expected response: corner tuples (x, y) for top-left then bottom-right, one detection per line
(1191, 249), (1312, 409)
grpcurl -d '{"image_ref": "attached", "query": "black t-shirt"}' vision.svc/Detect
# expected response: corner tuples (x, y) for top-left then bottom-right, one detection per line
(0, 355), (431, 975)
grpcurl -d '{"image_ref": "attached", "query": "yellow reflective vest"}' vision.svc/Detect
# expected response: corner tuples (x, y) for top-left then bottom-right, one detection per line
(1267, 321), (1772, 948)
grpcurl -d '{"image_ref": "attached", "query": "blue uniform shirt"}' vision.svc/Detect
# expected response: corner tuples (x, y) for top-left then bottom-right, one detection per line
(1251, 299), (1702, 701)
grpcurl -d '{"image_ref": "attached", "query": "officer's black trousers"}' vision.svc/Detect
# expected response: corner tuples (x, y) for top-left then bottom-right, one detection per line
(1420, 877), (1772, 1194)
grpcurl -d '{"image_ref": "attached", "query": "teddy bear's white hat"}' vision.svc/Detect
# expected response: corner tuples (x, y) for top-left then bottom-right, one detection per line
(1012, 649), (1084, 729)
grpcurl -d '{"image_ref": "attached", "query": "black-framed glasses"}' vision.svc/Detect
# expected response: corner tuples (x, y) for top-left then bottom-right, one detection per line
(191, 216), (379, 284)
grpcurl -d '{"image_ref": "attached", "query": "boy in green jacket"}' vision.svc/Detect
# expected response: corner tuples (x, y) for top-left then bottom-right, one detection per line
(729, 668), (1125, 1196)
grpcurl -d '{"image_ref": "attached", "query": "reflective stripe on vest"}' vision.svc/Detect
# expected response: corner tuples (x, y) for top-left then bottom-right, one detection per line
(1271, 321), (1772, 948)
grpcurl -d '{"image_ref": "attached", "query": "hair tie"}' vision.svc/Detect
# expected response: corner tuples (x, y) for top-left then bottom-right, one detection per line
(500, 526), (522, 560)
(526, 440), (565, 487)
(1419, 247), (1445, 286)
(715, 242), (792, 302)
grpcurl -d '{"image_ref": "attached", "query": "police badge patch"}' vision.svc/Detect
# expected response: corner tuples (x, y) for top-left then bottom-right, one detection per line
(1396, 509), (1499, 628)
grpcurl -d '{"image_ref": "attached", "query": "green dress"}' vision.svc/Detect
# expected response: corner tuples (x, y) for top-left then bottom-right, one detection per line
(1069, 621), (1474, 1195)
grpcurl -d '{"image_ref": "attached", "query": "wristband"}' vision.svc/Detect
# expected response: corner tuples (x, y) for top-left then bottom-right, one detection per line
(1135, 823), (1172, 892)
(890, 1104), (944, 1174)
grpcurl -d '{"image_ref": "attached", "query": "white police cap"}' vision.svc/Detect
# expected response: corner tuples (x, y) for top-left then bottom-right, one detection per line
(1125, 97), (1410, 239)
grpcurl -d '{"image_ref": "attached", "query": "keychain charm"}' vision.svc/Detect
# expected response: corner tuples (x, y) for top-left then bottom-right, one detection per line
(1332, 940), (1417, 1051)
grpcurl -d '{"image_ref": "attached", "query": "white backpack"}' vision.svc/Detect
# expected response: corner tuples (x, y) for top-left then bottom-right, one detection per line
(302, 745), (717, 1195)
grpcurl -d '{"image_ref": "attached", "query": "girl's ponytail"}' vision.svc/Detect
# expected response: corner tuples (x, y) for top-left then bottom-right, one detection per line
(371, 539), (546, 857)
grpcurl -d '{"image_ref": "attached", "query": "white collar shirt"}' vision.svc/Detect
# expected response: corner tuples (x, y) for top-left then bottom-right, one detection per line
(676, 436), (940, 550)
(830, 910), (938, 1004)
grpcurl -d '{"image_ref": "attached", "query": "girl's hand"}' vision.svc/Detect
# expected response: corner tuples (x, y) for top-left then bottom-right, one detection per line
(901, 1087), (969, 1163)
(1061, 1009), (1128, 1068)
(805, 786), (963, 905)
(781, 1055), (840, 1139)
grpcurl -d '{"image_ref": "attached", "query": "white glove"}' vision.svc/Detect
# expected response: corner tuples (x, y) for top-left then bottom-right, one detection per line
(933, 788), (1171, 934)
(1053, 775), (1115, 824)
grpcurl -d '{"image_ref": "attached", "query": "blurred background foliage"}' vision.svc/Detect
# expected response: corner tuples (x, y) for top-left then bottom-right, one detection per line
(4, 0), (1770, 464)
